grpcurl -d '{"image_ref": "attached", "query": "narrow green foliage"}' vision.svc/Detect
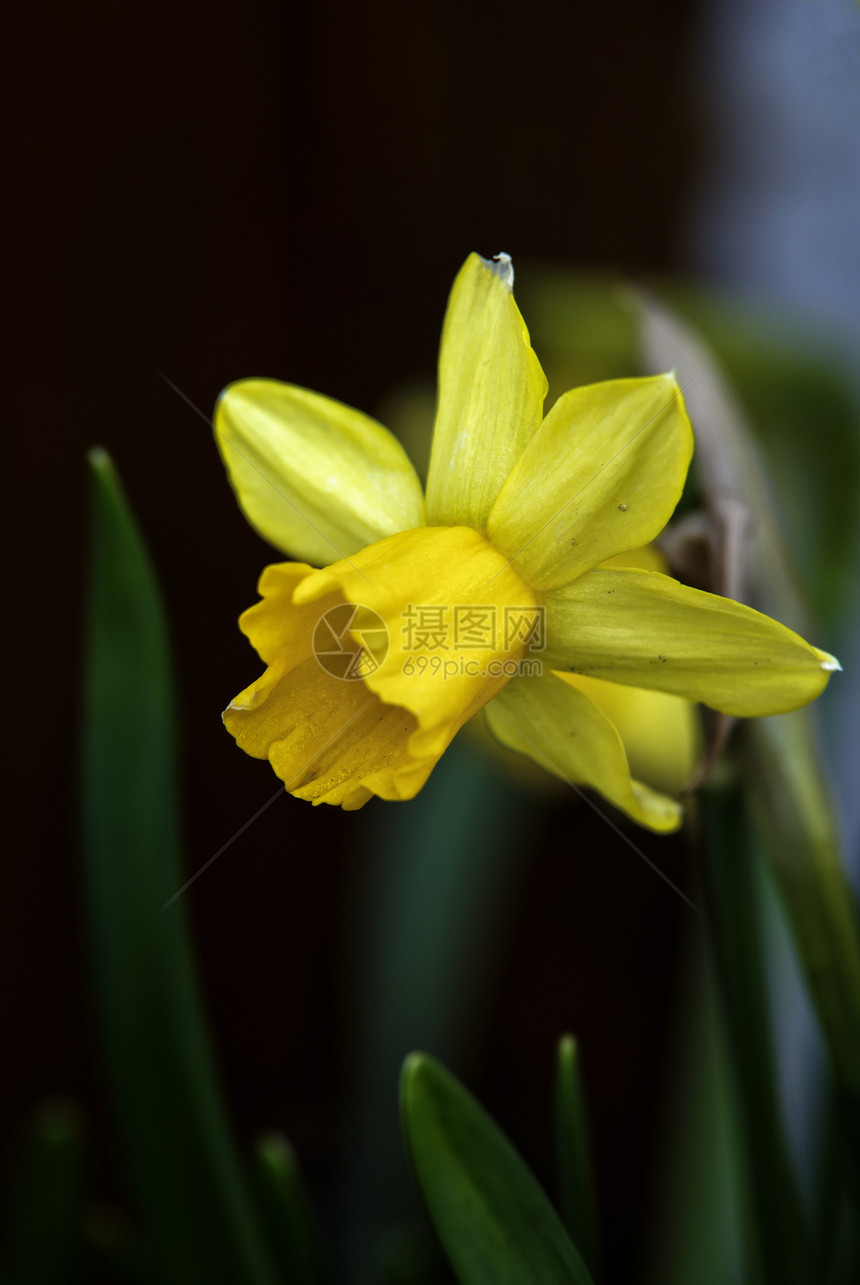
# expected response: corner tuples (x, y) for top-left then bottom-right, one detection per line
(746, 714), (860, 1200)
(703, 787), (813, 1285)
(82, 450), (274, 1284)
(650, 934), (745, 1285)
(400, 1052), (594, 1285)
(554, 1036), (599, 1276)
(252, 1133), (326, 1285)
(746, 713), (860, 1092)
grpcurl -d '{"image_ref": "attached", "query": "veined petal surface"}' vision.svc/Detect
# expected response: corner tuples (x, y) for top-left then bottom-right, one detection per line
(425, 253), (548, 529)
(485, 673), (683, 833)
(486, 375), (692, 590)
(544, 567), (839, 716)
(215, 379), (425, 565)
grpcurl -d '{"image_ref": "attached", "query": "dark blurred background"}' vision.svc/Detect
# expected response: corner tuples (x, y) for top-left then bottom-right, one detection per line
(5, 0), (858, 1279)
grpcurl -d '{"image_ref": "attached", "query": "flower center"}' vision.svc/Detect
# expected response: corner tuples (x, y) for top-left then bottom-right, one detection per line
(295, 526), (540, 750)
(224, 526), (541, 808)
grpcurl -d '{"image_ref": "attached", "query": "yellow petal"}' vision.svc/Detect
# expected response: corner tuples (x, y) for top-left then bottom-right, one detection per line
(294, 526), (538, 761)
(225, 566), (429, 808)
(485, 673), (683, 833)
(425, 253), (548, 529)
(235, 561), (318, 671)
(226, 653), (422, 809)
(486, 375), (693, 590)
(225, 526), (539, 807)
(559, 544), (700, 794)
(215, 379), (425, 565)
(544, 567), (840, 716)
(600, 543), (666, 573)
(559, 673), (701, 795)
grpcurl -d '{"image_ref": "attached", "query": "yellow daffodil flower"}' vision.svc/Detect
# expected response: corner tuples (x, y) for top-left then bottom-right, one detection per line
(214, 253), (839, 832)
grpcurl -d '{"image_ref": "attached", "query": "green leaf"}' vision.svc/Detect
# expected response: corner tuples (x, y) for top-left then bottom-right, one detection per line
(81, 449), (275, 1284)
(702, 787), (813, 1285)
(554, 1037), (599, 1276)
(745, 713), (860, 1206)
(252, 1133), (326, 1285)
(400, 1053), (594, 1285)
(649, 940), (745, 1285)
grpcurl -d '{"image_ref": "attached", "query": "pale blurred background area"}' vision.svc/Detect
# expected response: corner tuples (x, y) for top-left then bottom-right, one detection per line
(689, 0), (860, 865)
(688, 0), (860, 1210)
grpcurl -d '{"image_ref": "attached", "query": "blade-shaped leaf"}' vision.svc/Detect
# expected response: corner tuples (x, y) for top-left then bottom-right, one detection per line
(82, 449), (275, 1283)
(555, 1037), (599, 1276)
(650, 932), (745, 1285)
(702, 787), (813, 1284)
(252, 1134), (326, 1285)
(400, 1053), (594, 1285)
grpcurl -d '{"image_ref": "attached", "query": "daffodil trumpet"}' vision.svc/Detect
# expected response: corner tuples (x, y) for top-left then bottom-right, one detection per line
(214, 253), (838, 832)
